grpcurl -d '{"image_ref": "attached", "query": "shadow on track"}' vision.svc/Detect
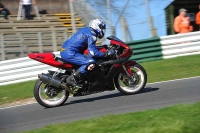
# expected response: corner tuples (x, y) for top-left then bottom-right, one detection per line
(139, 87), (159, 94)
(62, 87), (159, 106)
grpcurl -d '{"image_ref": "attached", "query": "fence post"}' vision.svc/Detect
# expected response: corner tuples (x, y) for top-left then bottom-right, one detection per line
(19, 33), (24, 57)
(63, 30), (68, 41)
(51, 27), (57, 52)
(17, 4), (23, 20)
(69, 0), (76, 33)
(0, 33), (5, 60)
(37, 32), (43, 53)
(34, 5), (41, 20)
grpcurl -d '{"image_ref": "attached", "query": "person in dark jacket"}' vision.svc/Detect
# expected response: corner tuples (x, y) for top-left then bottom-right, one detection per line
(60, 19), (114, 88)
(0, 3), (10, 20)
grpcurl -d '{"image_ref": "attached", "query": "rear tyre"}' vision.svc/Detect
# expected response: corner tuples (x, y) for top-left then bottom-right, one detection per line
(114, 63), (147, 95)
(34, 79), (69, 108)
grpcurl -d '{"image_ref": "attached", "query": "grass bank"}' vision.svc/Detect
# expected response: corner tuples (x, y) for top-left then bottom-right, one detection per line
(20, 102), (200, 133)
(144, 54), (200, 83)
(1, 54), (200, 105)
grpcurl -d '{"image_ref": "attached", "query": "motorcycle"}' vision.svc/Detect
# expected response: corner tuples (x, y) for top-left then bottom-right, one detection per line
(28, 36), (147, 108)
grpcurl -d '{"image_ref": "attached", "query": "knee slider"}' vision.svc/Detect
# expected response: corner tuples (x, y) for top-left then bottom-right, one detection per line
(86, 63), (95, 71)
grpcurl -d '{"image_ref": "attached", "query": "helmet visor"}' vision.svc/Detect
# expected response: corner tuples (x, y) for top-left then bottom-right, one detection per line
(99, 24), (106, 30)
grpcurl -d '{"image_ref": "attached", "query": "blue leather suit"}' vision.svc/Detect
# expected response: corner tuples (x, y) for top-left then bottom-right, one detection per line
(60, 27), (105, 74)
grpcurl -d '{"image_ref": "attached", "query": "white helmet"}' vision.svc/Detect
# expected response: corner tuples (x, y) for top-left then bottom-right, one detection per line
(89, 19), (106, 39)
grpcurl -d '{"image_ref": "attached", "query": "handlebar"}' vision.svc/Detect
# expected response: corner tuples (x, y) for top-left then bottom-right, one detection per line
(106, 44), (121, 59)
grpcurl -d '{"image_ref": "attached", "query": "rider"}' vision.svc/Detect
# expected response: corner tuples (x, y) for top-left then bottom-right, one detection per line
(60, 19), (115, 88)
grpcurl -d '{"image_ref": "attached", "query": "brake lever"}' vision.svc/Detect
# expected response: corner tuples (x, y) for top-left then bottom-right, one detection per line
(115, 51), (118, 58)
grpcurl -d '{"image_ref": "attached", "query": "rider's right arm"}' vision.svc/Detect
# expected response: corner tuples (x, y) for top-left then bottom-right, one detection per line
(87, 35), (105, 58)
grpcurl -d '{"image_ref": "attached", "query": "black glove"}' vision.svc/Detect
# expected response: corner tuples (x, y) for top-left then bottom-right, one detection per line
(101, 45), (108, 49)
(104, 49), (116, 59)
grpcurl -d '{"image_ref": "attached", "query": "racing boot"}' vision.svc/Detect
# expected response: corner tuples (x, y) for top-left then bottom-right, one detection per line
(66, 70), (85, 89)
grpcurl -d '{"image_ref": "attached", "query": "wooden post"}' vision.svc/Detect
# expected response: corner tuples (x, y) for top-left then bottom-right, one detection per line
(38, 32), (43, 53)
(19, 33), (24, 57)
(121, 17), (127, 42)
(69, 0), (76, 33)
(150, 16), (157, 37)
(34, 5), (41, 20)
(51, 27), (57, 52)
(63, 30), (68, 41)
(17, 4), (23, 20)
(145, 0), (154, 37)
(0, 33), (5, 60)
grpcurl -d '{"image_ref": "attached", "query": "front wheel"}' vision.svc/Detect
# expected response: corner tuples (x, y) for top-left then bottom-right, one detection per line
(114, 63), (147, 95)
(34, 79), (69, 108)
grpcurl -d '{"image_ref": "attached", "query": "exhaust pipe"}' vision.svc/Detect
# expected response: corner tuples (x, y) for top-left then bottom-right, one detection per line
(38, 73), (76, 94)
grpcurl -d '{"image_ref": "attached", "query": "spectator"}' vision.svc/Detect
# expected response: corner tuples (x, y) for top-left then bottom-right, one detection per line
(196, 5), (200, 30)
(19, 0), (36, 20)
(174, 8), (193, 34)
(0, 3), (10, 20)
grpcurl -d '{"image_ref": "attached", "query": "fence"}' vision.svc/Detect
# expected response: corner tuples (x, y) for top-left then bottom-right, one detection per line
(0, 52), (60, 86)
(0, 28), (70, 61)
(0, 13), (85, 61)
(0, 31), (200, 86)
(73, 0), (107, 44)
(127, 31), (200, 62)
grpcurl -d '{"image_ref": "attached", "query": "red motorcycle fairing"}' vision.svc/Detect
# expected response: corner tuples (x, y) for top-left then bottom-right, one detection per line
(83, 46), (107, 55)
(110, 39), (134, 77)
(28, 53), (73, 68)
(113, 60), (136, 76)
(110, 40), (133, 59)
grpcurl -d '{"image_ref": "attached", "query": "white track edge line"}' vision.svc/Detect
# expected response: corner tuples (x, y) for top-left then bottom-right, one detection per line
(147, 76), (200, 85)
(1, 76), (200, 110)
(0, 96), (73, 110)
(0, 102), (37, 110)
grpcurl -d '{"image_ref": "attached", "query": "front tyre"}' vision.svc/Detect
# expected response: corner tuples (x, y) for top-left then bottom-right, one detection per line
(114, 63), (147, 95)
(34, 79), (69, 108)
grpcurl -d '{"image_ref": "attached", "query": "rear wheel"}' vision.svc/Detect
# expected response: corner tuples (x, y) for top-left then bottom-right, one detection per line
(34, 79), (69, 108)
(114, 63), (147, 95)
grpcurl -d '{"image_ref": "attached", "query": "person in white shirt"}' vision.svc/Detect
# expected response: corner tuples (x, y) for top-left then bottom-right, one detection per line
(19, 0), (36, 20)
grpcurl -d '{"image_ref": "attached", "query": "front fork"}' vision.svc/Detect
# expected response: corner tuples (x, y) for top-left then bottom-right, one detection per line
(122, 64), (135, 82)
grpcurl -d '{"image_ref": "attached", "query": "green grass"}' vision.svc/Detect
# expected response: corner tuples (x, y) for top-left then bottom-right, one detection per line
(0, 81), (36, 105)
(1, 54), (200, 105)
(142, 54), (200, 83)
(20, 102), (200, 133)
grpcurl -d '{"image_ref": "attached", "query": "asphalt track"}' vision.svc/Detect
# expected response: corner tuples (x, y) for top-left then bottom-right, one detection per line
(0, 77), (200, 133)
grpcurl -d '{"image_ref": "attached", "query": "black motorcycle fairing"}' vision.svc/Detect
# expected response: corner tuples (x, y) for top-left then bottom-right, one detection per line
(87, 69), (106, 91)
(105, 65), (119, 90)
(99, 57), (129, 66)
(81, 64), (120, 93)
(48, 61), (119, 96)
(74, 66), (106, 96)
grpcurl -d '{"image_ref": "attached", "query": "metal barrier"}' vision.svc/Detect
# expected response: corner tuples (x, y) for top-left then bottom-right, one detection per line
(127, 31), (200, 62)
(160, 31), (200, 59)
(127, 37), (162, 62)
(0, 31), (200, 86)
(0, 52), (60, 86)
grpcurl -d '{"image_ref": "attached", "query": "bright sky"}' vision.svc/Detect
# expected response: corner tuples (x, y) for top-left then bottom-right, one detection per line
(87, 0), (174, 41)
